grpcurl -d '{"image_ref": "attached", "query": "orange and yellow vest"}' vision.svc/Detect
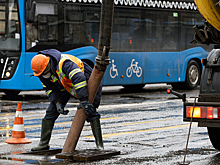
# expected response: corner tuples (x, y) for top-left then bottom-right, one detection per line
(55, 54), (85, 97)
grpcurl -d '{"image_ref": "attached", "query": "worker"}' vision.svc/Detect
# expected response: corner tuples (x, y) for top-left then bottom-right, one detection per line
(30, 49), (103, 151)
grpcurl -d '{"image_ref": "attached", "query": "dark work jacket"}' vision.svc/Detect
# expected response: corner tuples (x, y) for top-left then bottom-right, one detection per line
(38, 49), (92, 104)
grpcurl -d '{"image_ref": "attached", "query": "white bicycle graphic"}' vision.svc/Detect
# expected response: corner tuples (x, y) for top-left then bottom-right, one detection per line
(126, 59), (142, 77)
(110, 59), (118, 78)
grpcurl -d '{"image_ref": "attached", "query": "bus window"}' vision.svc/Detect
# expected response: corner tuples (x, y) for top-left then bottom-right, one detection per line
(26, 21), (37, 49)
(0, 0), (20, 51)
(64, 6), (82, 44)
(26, 2), (58, 51)
(37, 14), (58, 42)
(112, 9), (142, 52)
(162, 13), (179, 51)
(180, 12), (212, 52)
(26, 2), (99, 52)
(132, 21), (146, 50)
(63, 4), (98, 49)
(86, 11), (100, 48)
(145, 11), (163, 52)
(0, 6), (5, 34)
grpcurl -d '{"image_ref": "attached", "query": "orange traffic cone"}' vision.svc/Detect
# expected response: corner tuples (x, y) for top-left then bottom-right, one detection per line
(5, 102), (31, 144)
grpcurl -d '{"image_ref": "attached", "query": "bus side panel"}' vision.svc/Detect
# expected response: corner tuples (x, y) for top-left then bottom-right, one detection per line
(103, 52), (144, 86)
(24, 52), (43, 90)
(63, 46), (97, 64)
(143, 52), (179, 83)
(178, 47), (209, 82)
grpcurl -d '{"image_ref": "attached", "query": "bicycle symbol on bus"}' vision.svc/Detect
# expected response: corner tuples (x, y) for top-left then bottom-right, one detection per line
(126, 59), (142, 77)
(110, 59), (118, 78)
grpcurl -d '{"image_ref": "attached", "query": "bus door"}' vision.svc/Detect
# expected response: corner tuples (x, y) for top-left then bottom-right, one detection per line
(143, 11), (180, 83)
(143, 52), (179, 83)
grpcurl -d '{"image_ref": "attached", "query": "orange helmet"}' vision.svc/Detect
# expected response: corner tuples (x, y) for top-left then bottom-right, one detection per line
(31, 54), (50, 76)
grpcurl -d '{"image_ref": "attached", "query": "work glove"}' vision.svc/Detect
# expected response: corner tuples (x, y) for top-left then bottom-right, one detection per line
(77, 101), (100, 122)
(77, 100), (95, 115)
(56, 102), (69, 115)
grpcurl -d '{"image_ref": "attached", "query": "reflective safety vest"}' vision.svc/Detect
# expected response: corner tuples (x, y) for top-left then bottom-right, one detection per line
(56, 54), (85, 97)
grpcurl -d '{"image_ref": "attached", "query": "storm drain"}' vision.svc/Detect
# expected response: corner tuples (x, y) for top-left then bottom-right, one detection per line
(0, 149), (120, 163)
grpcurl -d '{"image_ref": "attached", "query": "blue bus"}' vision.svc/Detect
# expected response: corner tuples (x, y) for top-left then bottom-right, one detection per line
(0, 0), (211, 95)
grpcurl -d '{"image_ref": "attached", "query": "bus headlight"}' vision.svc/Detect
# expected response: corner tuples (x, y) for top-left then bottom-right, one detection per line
(5, 71), (10, 77)
(7, 66), (12, 71)
(2, 58), (17, 79)
(10, 60), (14, 65)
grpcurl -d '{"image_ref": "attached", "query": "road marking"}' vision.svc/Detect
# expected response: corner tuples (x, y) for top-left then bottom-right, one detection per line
(85, 123), (197, 138)
(0, 116), (44, 122)
(122, 119), (173, 125)
(0, 117), (122, 131)
(50, 119), (174, 134)
(0, 117), (187, 139)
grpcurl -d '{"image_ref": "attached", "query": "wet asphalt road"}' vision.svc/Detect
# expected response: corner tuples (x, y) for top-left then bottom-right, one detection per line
(0, 84), (219, 165)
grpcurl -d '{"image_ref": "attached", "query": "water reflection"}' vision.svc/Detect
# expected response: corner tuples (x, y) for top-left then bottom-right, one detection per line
(0, 118), (12, 137)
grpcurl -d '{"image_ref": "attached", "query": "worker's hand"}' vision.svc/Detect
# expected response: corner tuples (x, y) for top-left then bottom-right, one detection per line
(56, 102), (69, 115)
(77, 100), (95, 116)
(77, 101), (100, 122)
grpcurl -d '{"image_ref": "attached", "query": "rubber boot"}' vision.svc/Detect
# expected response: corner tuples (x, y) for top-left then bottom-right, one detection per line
(31, 119), (55, 151)
(91, 119), (104, 149)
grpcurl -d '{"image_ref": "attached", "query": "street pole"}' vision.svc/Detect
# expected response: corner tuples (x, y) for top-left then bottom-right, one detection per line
(61, 0), (114, 153)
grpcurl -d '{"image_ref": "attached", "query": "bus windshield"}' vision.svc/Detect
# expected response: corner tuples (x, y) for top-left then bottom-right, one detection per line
(0, 0), (20, 51)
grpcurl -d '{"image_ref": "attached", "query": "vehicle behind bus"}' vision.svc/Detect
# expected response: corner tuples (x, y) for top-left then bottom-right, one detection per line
(176, 0), (220, 151)
(182, 49), (220, 151)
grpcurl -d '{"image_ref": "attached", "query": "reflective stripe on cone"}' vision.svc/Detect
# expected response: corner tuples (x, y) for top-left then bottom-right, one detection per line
(5, 102), (31, 144)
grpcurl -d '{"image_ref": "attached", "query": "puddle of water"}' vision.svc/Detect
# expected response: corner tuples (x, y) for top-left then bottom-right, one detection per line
(0, 150), (67, 165)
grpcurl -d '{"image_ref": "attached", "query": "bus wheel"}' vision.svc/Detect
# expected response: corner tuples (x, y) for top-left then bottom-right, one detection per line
(171, 60), (200, 90)
(183, 60), (200, 90)
(207, 127), (220, 150)
(3, 90), (20, 96)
